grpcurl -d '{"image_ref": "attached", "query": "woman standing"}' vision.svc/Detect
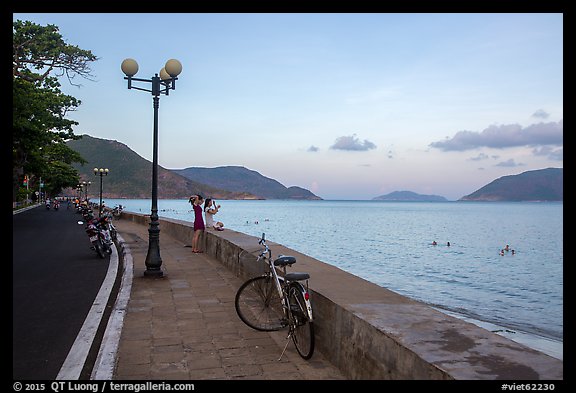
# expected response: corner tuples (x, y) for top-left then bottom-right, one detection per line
(189, 195), (205, 253)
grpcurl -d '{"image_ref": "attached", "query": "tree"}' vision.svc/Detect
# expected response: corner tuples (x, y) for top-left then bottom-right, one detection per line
(12, 20), (97, 202)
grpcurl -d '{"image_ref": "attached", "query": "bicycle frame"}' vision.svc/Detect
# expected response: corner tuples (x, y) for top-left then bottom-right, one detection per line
(257, 235), (313, 323)
(236, 232), (315, 360)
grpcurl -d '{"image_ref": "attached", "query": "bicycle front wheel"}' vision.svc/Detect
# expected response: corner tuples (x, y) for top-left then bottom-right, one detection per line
(235, 275), (286, 331)
(288, 283), (315, 359)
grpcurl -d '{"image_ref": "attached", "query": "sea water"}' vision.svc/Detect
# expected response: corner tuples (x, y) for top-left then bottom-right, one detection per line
(106, 199), (563, 359)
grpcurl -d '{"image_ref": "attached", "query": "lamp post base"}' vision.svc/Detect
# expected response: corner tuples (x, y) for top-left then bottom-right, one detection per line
(144, 247), (164, 277)
(144, 216), (163, 277)
(143, 268), (164, 278)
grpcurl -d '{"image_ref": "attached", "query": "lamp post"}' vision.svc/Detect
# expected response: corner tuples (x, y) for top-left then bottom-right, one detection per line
(82, 181), (91, 201)
(121, 58), (182, 277)
(94, 168), (109, 216)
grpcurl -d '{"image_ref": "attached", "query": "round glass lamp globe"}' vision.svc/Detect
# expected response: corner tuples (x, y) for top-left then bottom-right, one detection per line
(164, 59), (182, 77)
(121, 58), (139, 77)
(159, 67), (171, 81)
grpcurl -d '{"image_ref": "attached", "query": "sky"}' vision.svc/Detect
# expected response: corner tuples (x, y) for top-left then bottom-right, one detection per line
(13, 13), (563, 200)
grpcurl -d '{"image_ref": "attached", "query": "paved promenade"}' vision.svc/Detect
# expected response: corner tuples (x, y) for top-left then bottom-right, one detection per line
(112, 219), (345, 380)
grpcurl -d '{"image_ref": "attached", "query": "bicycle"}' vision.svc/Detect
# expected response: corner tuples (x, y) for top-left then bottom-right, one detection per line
(234, 233), (315, 360)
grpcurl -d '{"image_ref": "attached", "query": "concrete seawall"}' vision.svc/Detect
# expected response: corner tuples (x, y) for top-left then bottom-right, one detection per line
(121, 212), (563, 380)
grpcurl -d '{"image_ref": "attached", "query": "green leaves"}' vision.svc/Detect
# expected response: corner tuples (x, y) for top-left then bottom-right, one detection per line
(13, 19), (98, 200)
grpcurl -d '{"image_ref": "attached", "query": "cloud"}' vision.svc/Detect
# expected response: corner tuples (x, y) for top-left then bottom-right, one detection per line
(495, 158), (524, 167)
(532, 109), (550, 119)
(330, 134), (377, 151)
(532, 146), (563, 161)
(468, 153), (490, 161)
(307, 145), (319, 152)
(429, 120), (563, 151)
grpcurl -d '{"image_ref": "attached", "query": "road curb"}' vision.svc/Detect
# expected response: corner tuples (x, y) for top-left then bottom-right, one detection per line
(13, 204), (41, 214)
(56, 243), (119, 380)
(90, 234), (133, 380)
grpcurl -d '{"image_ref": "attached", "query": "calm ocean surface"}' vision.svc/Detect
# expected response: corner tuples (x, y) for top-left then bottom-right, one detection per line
(107, 199), (563, 358)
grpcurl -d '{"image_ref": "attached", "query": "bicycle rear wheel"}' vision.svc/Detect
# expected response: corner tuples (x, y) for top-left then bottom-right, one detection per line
(288, 283), (315, 359)
(235, 275), (286, 331)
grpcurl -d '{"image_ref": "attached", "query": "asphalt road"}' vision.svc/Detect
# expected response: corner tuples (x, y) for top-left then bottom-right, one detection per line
(13, 205), (111, 380)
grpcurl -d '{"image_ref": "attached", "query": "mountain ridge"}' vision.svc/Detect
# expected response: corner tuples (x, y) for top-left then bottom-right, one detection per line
(66, 135), (561, 202)
(460, 168), (563, 201)
(172, 166), (322, 200)
(372, 191), (448, 202)
(66, 135), (320, 200)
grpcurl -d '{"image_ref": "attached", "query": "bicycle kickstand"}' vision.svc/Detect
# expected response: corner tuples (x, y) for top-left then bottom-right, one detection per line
(278, 331), (292, 361)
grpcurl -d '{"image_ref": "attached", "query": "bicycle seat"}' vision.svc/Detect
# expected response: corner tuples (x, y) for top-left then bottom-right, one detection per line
(274, 255), (296, 267)
(285, 272), (310, 282)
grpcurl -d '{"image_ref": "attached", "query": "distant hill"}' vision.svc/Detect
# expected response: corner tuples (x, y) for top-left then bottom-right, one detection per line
(66, 135), (256, 199)
(173, 166), (322, 200)
(66, 135), (320, 200)
(460, 168), (563, 201)
(372, 190), (448, 202)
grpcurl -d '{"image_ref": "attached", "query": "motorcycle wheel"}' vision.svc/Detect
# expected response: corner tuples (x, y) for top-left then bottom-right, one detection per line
(93, 240), (105, 259)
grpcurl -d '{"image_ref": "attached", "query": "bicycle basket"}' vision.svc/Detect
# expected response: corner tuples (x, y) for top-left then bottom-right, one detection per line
(238, 248), (269, 277)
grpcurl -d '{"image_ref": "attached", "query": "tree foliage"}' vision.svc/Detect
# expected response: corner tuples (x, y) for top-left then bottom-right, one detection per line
(12, 20), (98, 201)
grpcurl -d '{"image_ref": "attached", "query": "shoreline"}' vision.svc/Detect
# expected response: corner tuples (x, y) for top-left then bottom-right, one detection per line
(436, 308), (562, 360)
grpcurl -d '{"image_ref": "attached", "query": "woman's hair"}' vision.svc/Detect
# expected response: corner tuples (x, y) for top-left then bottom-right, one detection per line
(204, 198), (212, 212)
(189, 194), (204, 204)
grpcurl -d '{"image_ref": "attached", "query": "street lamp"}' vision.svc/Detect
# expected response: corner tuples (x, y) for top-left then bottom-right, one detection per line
(94, 168), (109, 216)
(82, 181), (91, 201)
(39, 177), (44, 203)
(121, 58), (182, 277)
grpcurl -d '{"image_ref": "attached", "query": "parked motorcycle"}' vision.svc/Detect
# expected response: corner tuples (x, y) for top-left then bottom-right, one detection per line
(76, 201), (90, 216)
(78, 214), (113, 259)
(112, 205), (123, 219)
(80, 205), (94, 222)
(102, 211), (118, 242)
(97, 216), (114, 256)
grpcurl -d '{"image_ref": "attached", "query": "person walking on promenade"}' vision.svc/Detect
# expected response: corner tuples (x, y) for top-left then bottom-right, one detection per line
(189, 194), (205, 253)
